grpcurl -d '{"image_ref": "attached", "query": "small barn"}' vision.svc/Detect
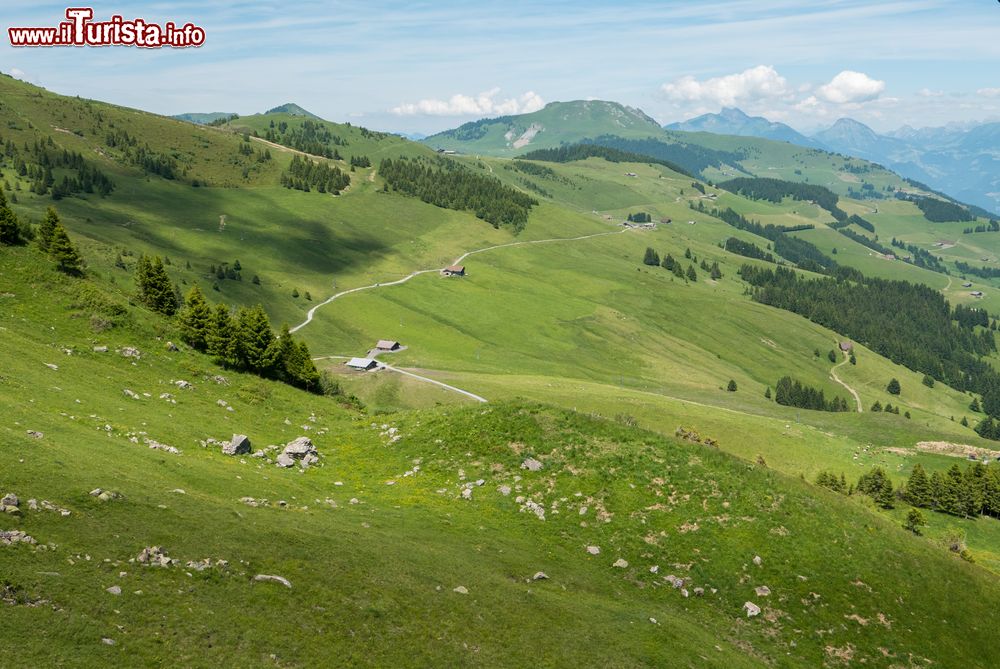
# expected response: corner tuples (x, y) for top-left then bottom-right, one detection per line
(963, 282), (973, 288)
(971, 291), (984, 298)
(443, 265), (466, 277)
(376, 340), (401, 351)
(346, 357), (378, 371)
(839, 341), (853, 352)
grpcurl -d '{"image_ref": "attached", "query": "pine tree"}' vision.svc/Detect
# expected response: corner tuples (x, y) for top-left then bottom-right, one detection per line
(37, 206), (59, 252)
(904, 464), (932, 508)
(849, 353), (856, 365)
(661, 254), (675, 270)
(764, 386), (771, 399)
(135, 255), (178, 315)
(234, 305), (277, 375)
(686, 265), (697, 281)
(48, 223), (83, 275)
(207, 303), (236, 365)
(903, 508), (926, 535)
(0, 188), (23, 245)
(939, 465), (965, 516)
(710, 262), (722, 280)
(970, 397), (981, 412)
(961, 416), (970, 427)
(726, 379), (737, 392)
(684, 247), (692, 259)
(922, 374), (935, 388)
(178, 285), (212, 351)
(642, 247), (660, 266)
(871, 401), (882, 412)
(828, 349), (837, 363)
(291, 288), (300, 298)
(887, 378), (901, 395)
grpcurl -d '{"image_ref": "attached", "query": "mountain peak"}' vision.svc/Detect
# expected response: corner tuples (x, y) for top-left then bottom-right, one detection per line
(664, 107), (821, 148)
(263, 103), (320, 119)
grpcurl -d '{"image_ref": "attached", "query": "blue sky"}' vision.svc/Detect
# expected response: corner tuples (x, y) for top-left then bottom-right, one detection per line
(3, 1), (1000, 134)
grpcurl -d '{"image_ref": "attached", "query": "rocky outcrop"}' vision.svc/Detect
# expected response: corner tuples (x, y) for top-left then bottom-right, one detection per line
(223, 434), (251, 456)
(276, 437), (319, 468)
(136, 546), (175, 567)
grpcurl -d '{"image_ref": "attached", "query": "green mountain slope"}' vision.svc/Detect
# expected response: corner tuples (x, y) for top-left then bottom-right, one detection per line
(3, 246), (1000, 667)
(423, 100), (665, 155)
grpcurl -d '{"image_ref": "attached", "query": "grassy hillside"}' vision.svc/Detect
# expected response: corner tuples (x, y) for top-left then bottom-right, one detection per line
(3, 246), (1000, 667)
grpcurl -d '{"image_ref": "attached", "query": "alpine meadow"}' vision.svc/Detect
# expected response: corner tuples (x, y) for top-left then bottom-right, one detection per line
(4, 2), (1000, 667)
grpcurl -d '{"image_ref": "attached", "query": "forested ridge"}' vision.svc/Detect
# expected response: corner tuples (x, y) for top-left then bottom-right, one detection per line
(379, 156), (537, 231)
(520, 143), (693, 178)
(738, 263), (1000, 428)
(718, 177), (847, 221)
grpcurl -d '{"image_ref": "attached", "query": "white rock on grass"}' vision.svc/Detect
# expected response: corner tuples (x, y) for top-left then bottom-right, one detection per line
(613, 558), (629, 569)
(452, 586), (468, 595)
(586, 545), (601, 555)
(520, 458), (543, 472)
(532, 572), (548, 581)
(744, 601), (761, 617)
(254, 574), (292, 588)
(106, 585), (122, 596)
(755, 585), (771, 597)
(223, 434), (252, 456)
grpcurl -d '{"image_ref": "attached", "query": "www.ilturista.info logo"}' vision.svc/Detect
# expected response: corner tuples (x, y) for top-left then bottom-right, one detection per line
(8, 7), (205, 48)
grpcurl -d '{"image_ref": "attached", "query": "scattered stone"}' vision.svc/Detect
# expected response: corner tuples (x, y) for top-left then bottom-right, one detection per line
(27, 499), (38, 511)
(106, 585), (121, 596)
(1, 493), (19, 508)
(210, 375), (229, 385)
(693, 587), (705, 597)
(253, 574), (291, 588)
(101, 638), (116, 646)
(613, 558), (629, 569)
(498, 485), (511, 496)
(752, 555), (762, 566)
(122, 389), (141, 400)
(0, 530), (36, 546)
(650, 565), (659, 574)
(452, 586), (468, 595)
(649, 617), (658, 624)
(25, 430), (43, 439)
(216, 399), (229, 408)
(144, 439), (180, 454)
(532, 572), (548, 581)
(164, 341), (178, 352)
(520, 457), (543, 472)
(744, 601), (761, 617)
(93, 345), (108, 353)
(43, 363), (58, 371)
(174, 380), (193, 390)
(224, 434), (252, 456)
(276, 437), (319, 469)
(755, 585), (771, 597)
(461, 487), (473, 500)
(665, 575), (684, 589)
(121, 347), (141, 359)
(586, 545), (601, 555)
(136, 546), (175, 567)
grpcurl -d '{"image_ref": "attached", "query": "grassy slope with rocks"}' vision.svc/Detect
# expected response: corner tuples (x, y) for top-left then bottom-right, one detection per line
(3, 247), (1000, 667)
(4, 77), (1000, 664)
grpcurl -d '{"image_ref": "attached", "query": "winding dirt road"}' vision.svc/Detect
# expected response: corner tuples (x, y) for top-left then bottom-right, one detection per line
(290, 227), (630, 333)
(830, 349), (863, 412)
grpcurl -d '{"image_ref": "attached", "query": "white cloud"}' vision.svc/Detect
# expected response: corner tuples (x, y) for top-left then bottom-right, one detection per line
(815, 71), (885, 104)
(917, 88), (943, 98)
(978, 88), (1000, 98)
(660, 65), (789, 107)
(391, 88), (545, 116)
(6, 68), (26, 80)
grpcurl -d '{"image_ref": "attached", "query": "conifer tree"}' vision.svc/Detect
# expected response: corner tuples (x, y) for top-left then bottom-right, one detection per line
(828, 349), (838, 363)
(207, 303), (236, 365)
(37, 206), (59, 252)
(939, 465), (965, 516)
(0, 188), (23, 246)
(887, 378), (901, 395)
(686, 265), (697, 281)
(642, 247), (660, 266)
(710, 261), (722, 280)
(764, 386), (771, 399)
(970, 397), (981, 412)
(871, 401), (882, 412)
(234, 305), (277, 374)
(661, 254), (675, 270)
(48, 223), (83, 275)
(135, 255), (178, 315)
(178, 285), (212, 351)
(904, 464), (932, 508)
(904, 508), (926, 534)
(726, 379), (737, 392)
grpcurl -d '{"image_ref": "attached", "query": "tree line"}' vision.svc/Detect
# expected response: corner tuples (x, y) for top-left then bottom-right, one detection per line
(262, 119), (347, 158)
(520, 143), (694, 178)
(889, 237), (947, 274)
(379, 157), (537, 232)
(954, 260), (1000, 280)
(178, 285), (322, 392)
(717, 177), (847, 222)
(737, 263), (1000, 431)
(642, 246), (719, 281)
(723, 236), (774, 262)
(773, 375), (850, 412)
(0, 198), (83, 274)
(1, 134), (114, 198)
(894, 193), (974, 223)
(281, 154), (351, 194)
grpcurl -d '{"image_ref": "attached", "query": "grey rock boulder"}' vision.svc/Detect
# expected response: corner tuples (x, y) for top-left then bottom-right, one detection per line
(223, 434), (252, 456)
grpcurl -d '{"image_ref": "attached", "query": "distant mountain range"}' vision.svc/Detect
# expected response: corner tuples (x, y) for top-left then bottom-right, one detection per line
(664, 107), (824, 149)
(174, 103), (321, 126)
(667, 108), (1000, 214)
